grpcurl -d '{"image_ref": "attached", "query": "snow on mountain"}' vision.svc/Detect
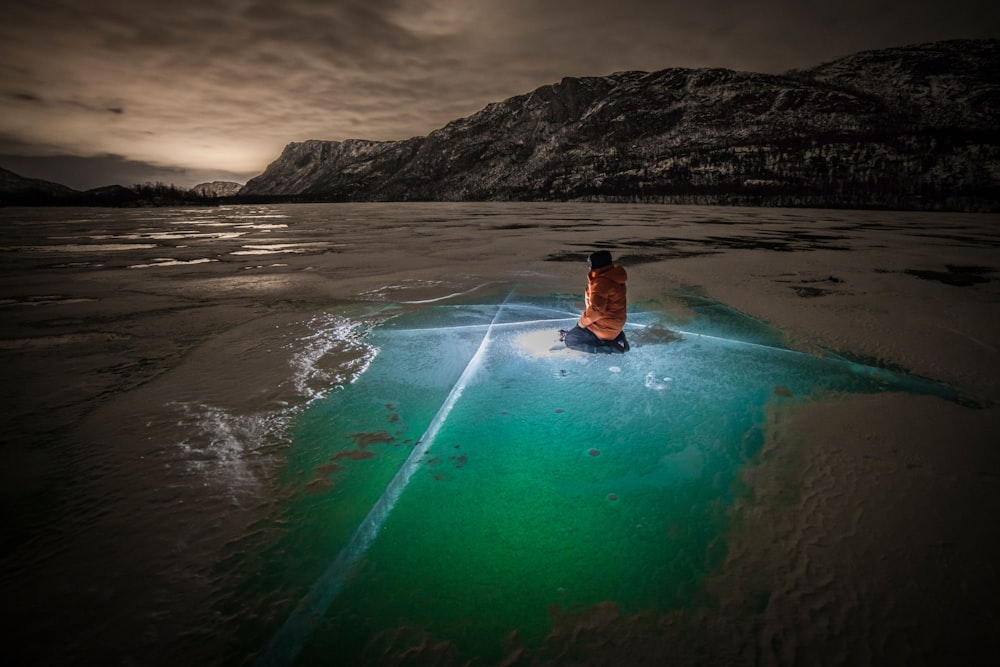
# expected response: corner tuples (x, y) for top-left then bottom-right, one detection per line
(190, 181), (244, 197)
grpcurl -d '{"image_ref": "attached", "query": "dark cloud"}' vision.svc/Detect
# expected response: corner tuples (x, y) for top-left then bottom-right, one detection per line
(9, 92), (43, 103)
(0, 0), (997, 187)
(476, 0), (1000, 75)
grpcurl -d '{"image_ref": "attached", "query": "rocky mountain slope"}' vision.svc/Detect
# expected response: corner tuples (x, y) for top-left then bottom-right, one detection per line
(241, 39), (999, 211)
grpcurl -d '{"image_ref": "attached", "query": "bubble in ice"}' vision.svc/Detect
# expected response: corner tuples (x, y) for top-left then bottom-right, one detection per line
(644, 372), (672, 391)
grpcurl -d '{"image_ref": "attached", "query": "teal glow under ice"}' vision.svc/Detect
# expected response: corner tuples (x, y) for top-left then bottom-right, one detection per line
(241, 291), (972, 666)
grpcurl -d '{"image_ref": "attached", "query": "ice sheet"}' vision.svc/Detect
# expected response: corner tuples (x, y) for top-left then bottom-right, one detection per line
(254, 292), (970, 665)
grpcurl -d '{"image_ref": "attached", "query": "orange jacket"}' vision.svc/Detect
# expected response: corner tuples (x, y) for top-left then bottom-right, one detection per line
(578, 265), (627, 340)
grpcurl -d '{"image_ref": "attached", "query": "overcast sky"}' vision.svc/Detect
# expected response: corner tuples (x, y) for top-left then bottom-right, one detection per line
(1, 0), (996, 189)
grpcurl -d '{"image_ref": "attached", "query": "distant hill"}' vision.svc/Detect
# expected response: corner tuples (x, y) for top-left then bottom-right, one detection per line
(0, 162), (252, 207)
(241, 39), (1000, 212)
(0, 167), (78, 204)
(191, 181), (243, 197)
(0, 171), (219, 207)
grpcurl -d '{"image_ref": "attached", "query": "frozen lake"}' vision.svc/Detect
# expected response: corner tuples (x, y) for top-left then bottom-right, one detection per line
(2, 203), (998, 665)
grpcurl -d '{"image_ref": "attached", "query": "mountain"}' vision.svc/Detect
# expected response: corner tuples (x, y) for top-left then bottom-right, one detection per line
(191, 181), (243, 197)
(0, 170), (224, 207)
(75, 184), (141, 206)
(0, 166), (78, 204)
(241, 39), (1000, 212)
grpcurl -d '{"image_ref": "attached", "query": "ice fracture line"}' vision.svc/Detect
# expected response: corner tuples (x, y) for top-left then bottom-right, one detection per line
(255, 292), (514, 666)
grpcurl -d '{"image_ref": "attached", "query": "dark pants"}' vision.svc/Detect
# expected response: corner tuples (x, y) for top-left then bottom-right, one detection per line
(563, 325), (627, 354)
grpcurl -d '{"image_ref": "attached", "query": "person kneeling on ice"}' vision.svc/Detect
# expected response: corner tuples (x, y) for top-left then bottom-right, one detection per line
(560, 250), (630, 354)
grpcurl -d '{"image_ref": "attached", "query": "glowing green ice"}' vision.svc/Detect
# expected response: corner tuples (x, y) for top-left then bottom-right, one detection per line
(238, 291), (972, 666)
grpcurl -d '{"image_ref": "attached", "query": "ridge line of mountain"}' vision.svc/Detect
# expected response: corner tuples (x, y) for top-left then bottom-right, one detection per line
(237, 38), (999, 212)
(3, 38), (998, 211)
